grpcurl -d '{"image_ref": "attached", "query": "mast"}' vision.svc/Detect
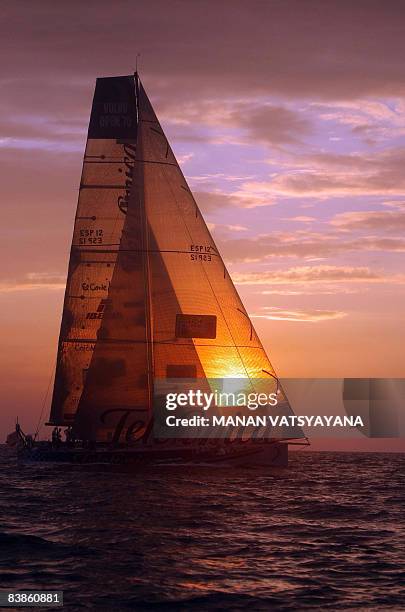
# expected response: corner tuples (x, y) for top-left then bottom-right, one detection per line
(135, 71), (155, 418)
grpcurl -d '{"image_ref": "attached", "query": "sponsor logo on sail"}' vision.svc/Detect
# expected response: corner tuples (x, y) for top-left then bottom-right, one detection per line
(117, 143), (136, 214)
(86, 299), (109, 319)
(82, 282), (109, 292)
(190, 244), (212, 262)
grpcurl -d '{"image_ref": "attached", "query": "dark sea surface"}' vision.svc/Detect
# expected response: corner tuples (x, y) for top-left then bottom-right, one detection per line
(0, 447), (404, 611)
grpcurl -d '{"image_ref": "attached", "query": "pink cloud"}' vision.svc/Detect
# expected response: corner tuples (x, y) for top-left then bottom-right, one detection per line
(233, 265), (384, 285)
(251, 307), (347, 322)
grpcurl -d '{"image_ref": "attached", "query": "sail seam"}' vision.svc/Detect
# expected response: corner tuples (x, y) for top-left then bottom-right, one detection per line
(62, 338), (265, 348)
(72, 247), (220, 255)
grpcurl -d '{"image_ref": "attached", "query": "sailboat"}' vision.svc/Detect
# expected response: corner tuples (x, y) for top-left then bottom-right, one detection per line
(13, 73), (307, 467)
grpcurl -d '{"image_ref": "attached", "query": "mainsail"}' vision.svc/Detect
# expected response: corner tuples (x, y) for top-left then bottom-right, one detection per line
(50, 74), (296, 444)
(49, 76), (142, 435)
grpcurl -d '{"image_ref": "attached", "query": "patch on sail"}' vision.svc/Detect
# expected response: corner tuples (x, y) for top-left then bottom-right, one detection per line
(175, 314), (217, 339)
(166, 365), (197, 378)
(91, 358), (126, 385)
(88, 75), (137, 140)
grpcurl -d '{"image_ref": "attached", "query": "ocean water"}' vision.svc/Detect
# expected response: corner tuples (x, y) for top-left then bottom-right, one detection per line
(0, 447), (404, 611)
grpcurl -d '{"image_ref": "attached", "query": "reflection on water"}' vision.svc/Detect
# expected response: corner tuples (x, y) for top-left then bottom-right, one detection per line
(0, 447), (404, 610)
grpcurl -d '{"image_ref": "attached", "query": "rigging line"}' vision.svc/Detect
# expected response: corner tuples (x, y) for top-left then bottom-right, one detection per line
(84, 157), (135, 161)
(237, 307), (253, 341)
(138, 83), (156, 417)
(34, 366), (55, 440)
(62, 338), (265, 348)
(137, 159), (177, 166)
(80, 184), (129, 189)
(160, 152), (255, 388)
(262, 369), (281, 395)
(74, 216), (130, 221)
(68, 295), (106, 300)
(84, 160), (129, 164)
(154, 341), (264, 348)
(73, 247), (220, 255)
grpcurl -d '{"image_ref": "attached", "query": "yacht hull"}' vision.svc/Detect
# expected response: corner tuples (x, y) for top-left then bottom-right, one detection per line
(17, 440), (288, 468)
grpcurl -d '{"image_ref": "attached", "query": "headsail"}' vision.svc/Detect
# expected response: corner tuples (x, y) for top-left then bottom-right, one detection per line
(137, 81), (281, 383)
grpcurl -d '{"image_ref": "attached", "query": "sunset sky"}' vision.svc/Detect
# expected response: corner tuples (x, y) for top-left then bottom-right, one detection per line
(1, 0), (404, 443)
